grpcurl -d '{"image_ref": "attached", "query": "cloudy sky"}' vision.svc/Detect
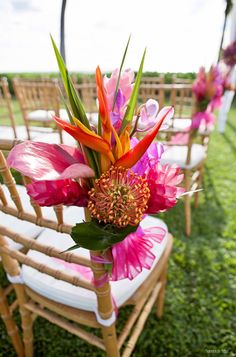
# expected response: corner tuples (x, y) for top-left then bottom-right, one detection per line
(0, 0), (234, 73)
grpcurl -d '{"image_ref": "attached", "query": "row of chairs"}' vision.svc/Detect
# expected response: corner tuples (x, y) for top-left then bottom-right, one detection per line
(0, 76), (208, 236)
(0, 139), (172, 357)
(1, 76), (194, 142)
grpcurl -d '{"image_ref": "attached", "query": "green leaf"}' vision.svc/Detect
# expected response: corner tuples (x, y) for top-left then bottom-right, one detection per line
(112, 34), (131, 111)
(119, 48), (146, 134)
(50, 35), (99, 176)
(50, 35), (90, 129)
(60, 244), (80, 253)
(71, 220), (138, 250)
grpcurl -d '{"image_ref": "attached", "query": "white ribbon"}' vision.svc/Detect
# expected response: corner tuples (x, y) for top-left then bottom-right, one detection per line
(7, 273), (24, 284)
(94, 309), (116, 327)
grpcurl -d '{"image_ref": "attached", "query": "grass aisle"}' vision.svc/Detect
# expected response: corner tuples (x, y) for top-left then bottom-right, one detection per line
(0, 110), (236, 356)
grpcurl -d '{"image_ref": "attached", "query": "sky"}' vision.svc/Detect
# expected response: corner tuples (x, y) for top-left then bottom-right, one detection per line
(0, 0), (234, 73)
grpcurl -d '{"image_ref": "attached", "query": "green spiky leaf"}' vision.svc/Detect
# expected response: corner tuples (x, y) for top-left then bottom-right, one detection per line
(112, 35), (131, 111)
(119, 48), (146, 134)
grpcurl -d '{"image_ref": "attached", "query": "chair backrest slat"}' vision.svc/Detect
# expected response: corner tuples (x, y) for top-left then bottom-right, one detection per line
(13, 78), (60, 113)
(0, 234), (94, 291)
(0, 78), (17, 138)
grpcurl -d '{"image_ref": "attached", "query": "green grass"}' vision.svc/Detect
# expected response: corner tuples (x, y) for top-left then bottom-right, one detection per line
(0, 107), (236, 356)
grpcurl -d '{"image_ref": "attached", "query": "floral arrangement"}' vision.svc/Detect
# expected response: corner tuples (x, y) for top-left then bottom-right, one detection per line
(191, 65), (224, 130)
(7, 37), (185, 281)
(223, 39), (236, 68)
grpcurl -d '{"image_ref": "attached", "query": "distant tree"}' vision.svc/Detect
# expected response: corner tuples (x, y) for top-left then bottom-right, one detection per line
(60, 0), (67, 63)
(218, 0), (233, 62)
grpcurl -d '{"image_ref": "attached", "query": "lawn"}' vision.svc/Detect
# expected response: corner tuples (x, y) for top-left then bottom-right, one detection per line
(0, 106), (236, 356)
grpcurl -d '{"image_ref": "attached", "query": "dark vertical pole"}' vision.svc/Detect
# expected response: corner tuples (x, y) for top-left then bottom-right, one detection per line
(217, 0), (233, 62)
(60, 0), (67, 63)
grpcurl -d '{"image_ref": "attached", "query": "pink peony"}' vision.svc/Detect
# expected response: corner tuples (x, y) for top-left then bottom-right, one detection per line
(27, 179), (89, 207)
(146, 163), (185, 214)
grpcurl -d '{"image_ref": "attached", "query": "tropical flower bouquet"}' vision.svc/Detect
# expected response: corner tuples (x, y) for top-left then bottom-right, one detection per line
(191, 65), (224, 131)
(7, 38), (185, 281)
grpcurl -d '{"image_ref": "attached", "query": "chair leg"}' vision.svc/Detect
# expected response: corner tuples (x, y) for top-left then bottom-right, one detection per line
(184, 171), (191, 236)
(194, 165), (204, 208)
(25, 123), (31, 140)
(0, 287), (24, 357)
(101, 323), (120, 357)
(156, 263), (168, 318)
(15, 285), (34, 357)
(59, 129), (63, 144)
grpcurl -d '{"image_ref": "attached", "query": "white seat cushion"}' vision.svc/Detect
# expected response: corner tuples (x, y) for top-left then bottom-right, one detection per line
(27, 109), (69, 122)
(172, 118), (191, 130)
(33, 132), (77, 146)
(161, 143), (206, 169)
(87, 113), (98, 127)
(22, 207), (168, 312)
(1, 185), (57, 250)
(0, 126), (28, 140)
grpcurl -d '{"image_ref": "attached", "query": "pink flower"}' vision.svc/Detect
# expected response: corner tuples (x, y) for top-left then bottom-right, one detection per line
(104, 68), (134, 112)
(192, 65), (224, 111)
(111, 225), (166, 280)
(27, 179), (89, 207)
(7, 141), (94, 207)
(135, 101), (172, 133)
(146, 163), (185, 214)
(192, 67), (207, 103)
(137, 99), (159, 131)
(191, 111), (215, 130)
(131, 137), (164, 175)
(103, 68), (134, 131)
(223, 40), (236, 67)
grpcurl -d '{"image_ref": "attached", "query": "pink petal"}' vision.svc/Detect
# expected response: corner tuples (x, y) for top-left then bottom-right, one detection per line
(59, 163), (95, 180)
(7, 141), (94, 180)
(27, 179), (89, 207)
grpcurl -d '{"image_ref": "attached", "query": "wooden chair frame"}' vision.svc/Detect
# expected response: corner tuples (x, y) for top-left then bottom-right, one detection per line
(12, 78), (63, 143)
(159, 124), (208, 236)
(75, 83), (97, 115)
(0, 78), (17, 139)
(0, 139), (173, 357)
(170, 84), (194, 119)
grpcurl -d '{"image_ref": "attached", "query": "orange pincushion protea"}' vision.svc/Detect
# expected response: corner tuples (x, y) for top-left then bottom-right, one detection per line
(88, 167), (150, 227)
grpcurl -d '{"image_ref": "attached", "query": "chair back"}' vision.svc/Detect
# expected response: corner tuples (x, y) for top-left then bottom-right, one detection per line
(12, 78), (60, 115)
(170, 84), (194, 118)
(138, 84), (165, 108)
(0, 78), (17, 138)
(0, 139), (114, 321)
(75, 83), (97, 113)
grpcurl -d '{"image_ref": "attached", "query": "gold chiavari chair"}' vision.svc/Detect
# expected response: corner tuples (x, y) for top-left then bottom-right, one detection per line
(138, 75), (165, 108)
(0, 78), (17, 139)
(0, 139), (173, 357)
(170, 84), (194, 122)
(0, 139), (62, 356)
(159, 117), (208, 236)
(12, 78), (66, 143)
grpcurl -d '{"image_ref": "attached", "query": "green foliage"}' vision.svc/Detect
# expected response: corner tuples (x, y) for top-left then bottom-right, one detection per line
(1, 110), (236, 356)
(71, 220), (137, 250)
(120, 48), (146, 133)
